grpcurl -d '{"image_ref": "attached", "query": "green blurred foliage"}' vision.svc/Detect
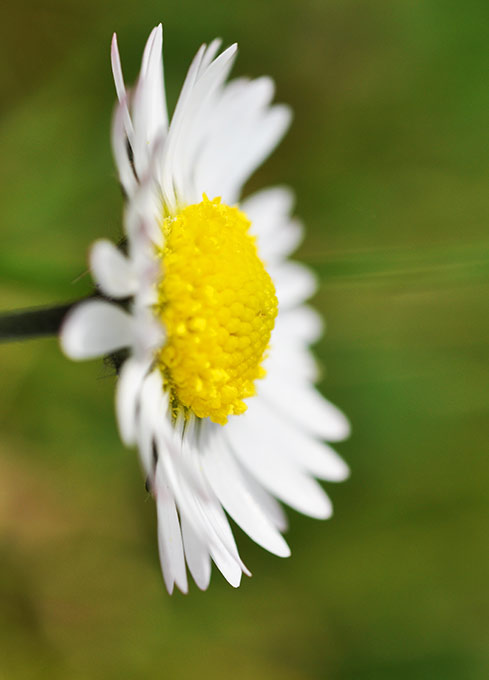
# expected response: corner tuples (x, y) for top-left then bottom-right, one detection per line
(1, 0), (489, 678)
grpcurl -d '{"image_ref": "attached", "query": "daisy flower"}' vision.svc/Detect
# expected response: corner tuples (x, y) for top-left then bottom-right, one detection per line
(60, 24), (350, 593)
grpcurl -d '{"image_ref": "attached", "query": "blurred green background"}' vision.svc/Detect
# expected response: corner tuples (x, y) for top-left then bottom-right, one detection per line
(1, 1), (489, 678)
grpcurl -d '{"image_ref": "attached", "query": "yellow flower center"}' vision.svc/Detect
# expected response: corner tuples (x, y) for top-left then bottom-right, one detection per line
(155, 195), (278, 425)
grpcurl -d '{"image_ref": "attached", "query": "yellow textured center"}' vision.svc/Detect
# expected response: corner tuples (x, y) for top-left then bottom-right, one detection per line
(155, 195), (278, 425)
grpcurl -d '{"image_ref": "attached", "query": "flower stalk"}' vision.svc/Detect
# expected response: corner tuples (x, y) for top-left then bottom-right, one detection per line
(0, 302), (80, 341)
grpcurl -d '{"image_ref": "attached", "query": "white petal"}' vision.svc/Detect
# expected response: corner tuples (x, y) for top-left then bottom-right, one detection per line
(161, 43), (238, 209)
(266, 339), (319, 383)
(243, 186), (294, 234)
(226, 412), (333, 519)
(198, 38), (223, 73)
(125, 172), (163, 249)
(226, 416), (332, 519)
(155, 423), (247, 587)
(226, 104), (291, 202)
(181, 514), (211, 591)
(270, 261), (317, 309)
(201, 505), (244, 588)
(111, 99), (137, 197)
(193, 80), (291, 204)
(111, 33), (135, 147)
(90, 239), (138, 299)
(202, 439), (290, 557)
(260, 218), (304, 262)
(243, 186), (303, 261)
(237, 464), (288, 532)
(132, 24), (168, 178)
(260, 375), (351, 442)
(244, 398), (349, 482)
(274, 305), (324, 345)
(135, 369), (166, 475)
(159, 43), (207, 212)
(175, 43), (238, 202)
(116, 357), (152, 447)
(155, 466), (188, 594)
(59, 300), (134, 360)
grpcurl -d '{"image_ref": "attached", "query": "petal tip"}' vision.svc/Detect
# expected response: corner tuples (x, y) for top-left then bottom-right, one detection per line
(279, 543), (291, 559)
(336, 459), (351, 481)
(176, 580), (189, 595)
(316, 500), (334, 521)
(59, 305), (88, 361)
(111, 33), (119, 61)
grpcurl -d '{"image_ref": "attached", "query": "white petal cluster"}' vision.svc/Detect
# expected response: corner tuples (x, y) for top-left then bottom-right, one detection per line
(60, 25), (350, 593)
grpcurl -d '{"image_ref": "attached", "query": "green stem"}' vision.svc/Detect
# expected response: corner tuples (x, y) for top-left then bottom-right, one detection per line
(0, 302), (79, 341)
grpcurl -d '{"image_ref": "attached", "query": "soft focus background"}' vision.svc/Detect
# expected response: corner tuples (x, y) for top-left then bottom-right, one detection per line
(1, 1), (489, 678)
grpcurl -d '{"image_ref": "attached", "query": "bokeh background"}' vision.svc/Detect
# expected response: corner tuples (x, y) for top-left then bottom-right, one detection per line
(1, 1), (489, 678)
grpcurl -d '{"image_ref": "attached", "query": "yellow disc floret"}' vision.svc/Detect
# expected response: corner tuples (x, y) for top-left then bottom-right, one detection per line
(155, 195), (278, 425)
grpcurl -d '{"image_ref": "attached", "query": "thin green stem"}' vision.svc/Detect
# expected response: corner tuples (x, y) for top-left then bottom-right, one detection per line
(0, 302), (79, 341)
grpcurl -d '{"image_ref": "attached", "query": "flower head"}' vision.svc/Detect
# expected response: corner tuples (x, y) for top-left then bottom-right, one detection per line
(60, 25), (350, 593)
